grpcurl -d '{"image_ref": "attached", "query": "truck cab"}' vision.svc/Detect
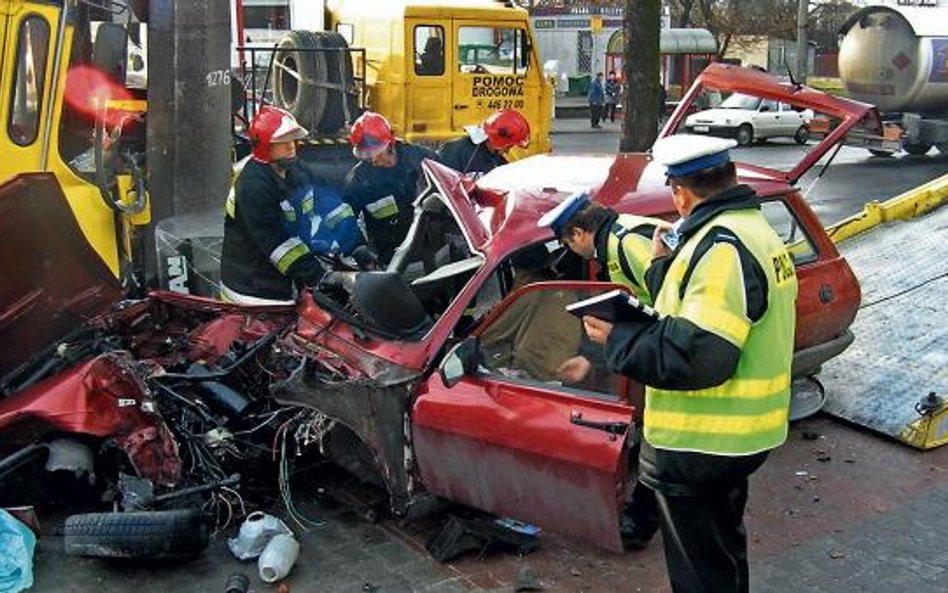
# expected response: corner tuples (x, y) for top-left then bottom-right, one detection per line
(0, 0), (149, 280)
(325, 0), (552, 156)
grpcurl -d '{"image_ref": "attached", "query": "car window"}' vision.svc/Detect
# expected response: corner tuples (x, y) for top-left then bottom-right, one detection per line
(720, 93), (759, 110)
(760, 99), (778, 112)
(457, 26), (529, 74)
(477, 284), (622, 401)
(760, 198), (818, 265)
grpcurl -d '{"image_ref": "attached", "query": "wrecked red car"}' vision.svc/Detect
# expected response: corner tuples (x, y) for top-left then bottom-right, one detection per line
(0, 65), (868, 555)
(272, 64), (867, 552)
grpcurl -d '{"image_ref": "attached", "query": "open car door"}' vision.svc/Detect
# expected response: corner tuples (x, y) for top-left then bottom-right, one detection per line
(412, 282), (634, 552)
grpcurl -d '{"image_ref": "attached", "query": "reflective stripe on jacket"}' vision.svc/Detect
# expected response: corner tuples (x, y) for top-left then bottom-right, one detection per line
(644, 207), (798, 455)
(595, 212), (660, 305)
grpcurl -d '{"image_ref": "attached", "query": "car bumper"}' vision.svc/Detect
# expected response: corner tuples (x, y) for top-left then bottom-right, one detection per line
(683, 124), (740, 138)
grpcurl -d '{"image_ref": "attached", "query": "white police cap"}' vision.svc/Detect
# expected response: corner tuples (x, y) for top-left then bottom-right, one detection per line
(652, 134), (737, 178)
(537, 191), (591, 236)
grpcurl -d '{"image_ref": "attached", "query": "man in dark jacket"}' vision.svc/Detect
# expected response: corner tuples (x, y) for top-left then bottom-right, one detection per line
(344, 111), (440, 264)
(220, 106), (353, 304)
(588, 72), (605, 128)
(439, 109), (531, 177)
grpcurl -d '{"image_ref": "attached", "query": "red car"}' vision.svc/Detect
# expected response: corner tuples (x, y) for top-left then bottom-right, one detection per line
(0, 65), (867, 554)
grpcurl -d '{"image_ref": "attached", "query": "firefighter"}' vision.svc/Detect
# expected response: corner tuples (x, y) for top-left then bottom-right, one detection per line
(583, 135), (798, 593)
(343, 112), (440, 264)
(438, 109), (531, 177)
(220, 106), (354, 304)
(537, 190), (665, 550)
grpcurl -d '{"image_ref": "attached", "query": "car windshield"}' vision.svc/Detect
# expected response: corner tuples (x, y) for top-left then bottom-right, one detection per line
(721, 93), (761, 110)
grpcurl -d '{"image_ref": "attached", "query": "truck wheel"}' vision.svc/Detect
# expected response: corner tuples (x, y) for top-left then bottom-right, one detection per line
(313, 32), (358, 134)
(903, 143), (932, 156)
(794, 126), (809, 145)
(64, 509), (210, 560)
(735, 124), (754, 146)
(273, 30), (328, 132)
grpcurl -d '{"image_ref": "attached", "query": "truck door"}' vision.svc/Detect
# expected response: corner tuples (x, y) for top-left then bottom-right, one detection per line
(451, 20), (544, 155)
(0, 4), (58, 183)
(406, 20), (453, 144)
(412, 282), (634, 552)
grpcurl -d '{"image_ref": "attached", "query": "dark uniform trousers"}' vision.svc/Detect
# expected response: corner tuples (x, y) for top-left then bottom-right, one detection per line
(640, 443), (769, 593)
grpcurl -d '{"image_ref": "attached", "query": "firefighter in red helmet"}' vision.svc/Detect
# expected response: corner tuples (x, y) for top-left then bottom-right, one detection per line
(439, 109), (531, 177)
(343, 111), (441, 264)
(220, 106), (356, 304)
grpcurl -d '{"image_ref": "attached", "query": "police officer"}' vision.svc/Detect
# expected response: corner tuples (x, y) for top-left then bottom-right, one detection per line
(220, 106), (353, 304)
(343, 111), (440, 264)
(439, 109), (530, 177)
(583, 135), (798, 593)
(538, 191), (665, 549)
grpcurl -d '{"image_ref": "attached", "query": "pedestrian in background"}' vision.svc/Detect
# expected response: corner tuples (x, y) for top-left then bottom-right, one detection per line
(604, 70), (621, 123)
(588, 72), (604, 129)
(583, 134), (798, 593)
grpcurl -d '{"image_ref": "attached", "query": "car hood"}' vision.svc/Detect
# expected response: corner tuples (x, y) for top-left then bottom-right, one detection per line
(0, 174), (123, 380)
(663, 63), (881, 184)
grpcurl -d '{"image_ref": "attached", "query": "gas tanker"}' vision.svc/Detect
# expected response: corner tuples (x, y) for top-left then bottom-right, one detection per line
(838, 3), (948, 155)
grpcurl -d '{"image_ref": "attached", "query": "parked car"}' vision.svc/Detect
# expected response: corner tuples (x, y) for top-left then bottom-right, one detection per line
(0, 64), (869, 554)
(682, 91), (813, 146)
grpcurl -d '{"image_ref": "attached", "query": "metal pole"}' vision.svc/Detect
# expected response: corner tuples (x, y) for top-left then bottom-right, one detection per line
(796, 0), (808, 84)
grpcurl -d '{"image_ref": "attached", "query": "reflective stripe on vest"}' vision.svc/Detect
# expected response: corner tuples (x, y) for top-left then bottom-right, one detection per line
(364, 194), (399, 219)
(269, 236), (309, 274)
(225, 190), (236, 219)
(280, 200), (297, 223)
(605, 214), (657, 304)
(645, 208), (798, 456)
(325, 203), (354, 227)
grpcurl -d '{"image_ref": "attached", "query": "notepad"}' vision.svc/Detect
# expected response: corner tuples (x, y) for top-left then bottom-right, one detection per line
(565, 289), (659, 323)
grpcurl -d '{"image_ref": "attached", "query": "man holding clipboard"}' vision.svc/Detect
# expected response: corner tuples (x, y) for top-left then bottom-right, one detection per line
(581, 135), (798, 593)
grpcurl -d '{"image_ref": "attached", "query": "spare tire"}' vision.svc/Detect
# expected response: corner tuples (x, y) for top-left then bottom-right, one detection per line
(64, 509), (210, 560)
(312, 31), (358, 134)
(272, 30), (328, 132)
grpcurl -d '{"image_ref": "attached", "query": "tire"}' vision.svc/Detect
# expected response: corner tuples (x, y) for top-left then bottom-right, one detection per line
(868, 148), (895, 158)
(273, 30), (328, 132)
(313, 32), (358, 134)
(735, 124), (754, 146)
(794, 126), (809, 145)
(64, 509), (210, 560)
(903, 142), (932, 156)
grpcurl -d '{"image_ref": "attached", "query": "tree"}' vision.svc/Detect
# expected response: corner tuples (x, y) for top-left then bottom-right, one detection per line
(620, 0), (662, 151)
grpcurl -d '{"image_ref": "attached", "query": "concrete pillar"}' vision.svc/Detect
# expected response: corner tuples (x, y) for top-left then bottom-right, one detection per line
(146, 0), (232, 282)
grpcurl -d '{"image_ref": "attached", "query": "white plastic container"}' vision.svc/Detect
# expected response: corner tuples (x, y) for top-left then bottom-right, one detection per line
(258, 533), (300, 583)
(227, 512), (291, 560)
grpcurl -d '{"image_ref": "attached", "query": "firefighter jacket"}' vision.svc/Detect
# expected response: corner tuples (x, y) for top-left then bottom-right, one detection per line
(281, 181), (364, 257)
(343, 141), (440, 262)
(603, 184), (798, 458)
(593, 211), (661, 305)
(221, 160), (329, 301)
(439, 136), (507, 177)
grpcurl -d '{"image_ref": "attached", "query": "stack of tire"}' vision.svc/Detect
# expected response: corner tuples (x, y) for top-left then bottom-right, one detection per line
(272, 30), (359, 135)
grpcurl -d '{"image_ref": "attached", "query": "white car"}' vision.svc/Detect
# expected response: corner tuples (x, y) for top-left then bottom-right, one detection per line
(683, 93), (812, 146)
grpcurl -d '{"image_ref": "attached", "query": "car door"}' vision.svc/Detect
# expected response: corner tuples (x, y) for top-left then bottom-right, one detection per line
(778, 102), (802, 135)
(412, 282), (634, 552)
(753, 98), (781, 138)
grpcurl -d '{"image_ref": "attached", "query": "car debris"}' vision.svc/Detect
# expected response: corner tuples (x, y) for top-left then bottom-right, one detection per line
(258, 533), (300, 583)
(224, 573), (251, 593)
(229, 512), (293, 561)
(426, 515), (540, 563)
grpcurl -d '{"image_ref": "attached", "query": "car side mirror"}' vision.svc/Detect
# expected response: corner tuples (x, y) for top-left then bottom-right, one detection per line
(439, 336), (480, 388)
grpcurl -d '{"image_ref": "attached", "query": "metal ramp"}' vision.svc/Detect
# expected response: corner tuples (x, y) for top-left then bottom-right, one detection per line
(821, 191), (948, 449)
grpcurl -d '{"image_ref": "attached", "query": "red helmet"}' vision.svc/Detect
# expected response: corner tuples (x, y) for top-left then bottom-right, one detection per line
(483, 109), (531, 151)
(349, 111), (395, 159)
(249, 106), (308, 163)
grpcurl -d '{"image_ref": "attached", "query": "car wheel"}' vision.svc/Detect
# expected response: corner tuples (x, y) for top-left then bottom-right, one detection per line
(903, 143), (932, 156)
(64, 509), (210, 560)
(794, 126), (809, 145)
(735, 124), (753, 146)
